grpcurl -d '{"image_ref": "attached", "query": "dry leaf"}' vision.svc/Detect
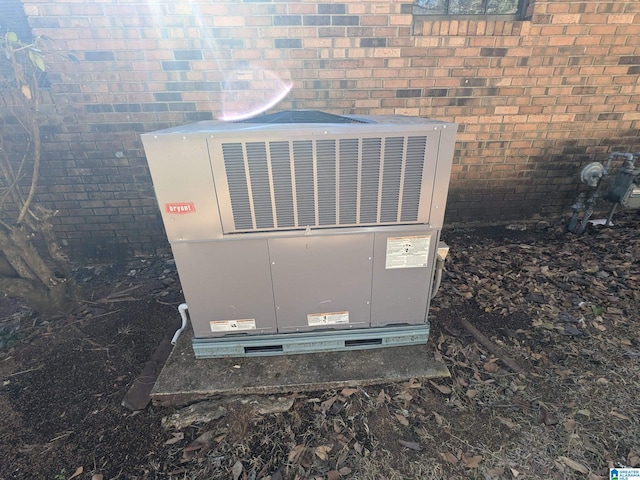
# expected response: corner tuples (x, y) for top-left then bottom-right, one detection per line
(429, 381), (452, 394)
(558, 456), (588, 474)
(398, 439), (421, 451)
(395, 391), (413, 402)
(375, 389), (389, 405)
(164, 432), (184, 445)
(483, 361), (499, 373)
(433, 411), (446, 426)
(403, 378), (422, 389)
(540, 407), (558, 426)
(563, 418), (576, 433)
(338, 466), (352, 475)
(288, 445), (307, 463)
(315, 445), (332, 461)
(327, 471), (340, 480)
(69, 467), (84, 479)
(91, 475), (104, 480)
(184, 430), (214, 452)
(335, 447), (349, 467)
(21, 85), (32, 99)
(341, 387), (357, 397)
(466, 389), (477, 398)
(394, 413), (409, 426)
(333, 418), (344, 433)
(440, 451), (458, 464)
(461, 453), (483, 468)
(609, 410), (631, 420)
(510, 467), (520, 477)
(487, 467), (505, 477)
(321, 395), (338, 412)
(497, 416), (517, 429)
(231, 461), (243, 480)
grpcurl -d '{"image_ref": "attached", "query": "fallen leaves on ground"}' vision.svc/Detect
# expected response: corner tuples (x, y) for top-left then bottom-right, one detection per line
(5, 216), (637, 479)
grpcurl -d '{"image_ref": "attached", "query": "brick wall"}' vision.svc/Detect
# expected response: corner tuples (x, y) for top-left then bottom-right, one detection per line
(9, 0), (640, 256)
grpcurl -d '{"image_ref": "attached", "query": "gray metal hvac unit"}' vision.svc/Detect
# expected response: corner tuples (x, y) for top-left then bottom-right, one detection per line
(141, 111), (457, 358)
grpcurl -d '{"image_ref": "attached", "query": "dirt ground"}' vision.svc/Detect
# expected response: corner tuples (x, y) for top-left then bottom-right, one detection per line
(0, 213), (638, 480)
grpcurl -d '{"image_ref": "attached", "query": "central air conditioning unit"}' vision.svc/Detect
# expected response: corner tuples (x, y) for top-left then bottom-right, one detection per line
(141, 111), (457, 358)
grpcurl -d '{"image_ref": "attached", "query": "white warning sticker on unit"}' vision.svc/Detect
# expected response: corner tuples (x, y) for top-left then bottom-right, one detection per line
(209, 319), (256, 332)
(307, 311), (350, 327)
(385, 235), (431, 269)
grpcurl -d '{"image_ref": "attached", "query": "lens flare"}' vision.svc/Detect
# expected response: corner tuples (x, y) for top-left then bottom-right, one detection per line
(143, 0), (292, 122)
(218, 69), (292, 122)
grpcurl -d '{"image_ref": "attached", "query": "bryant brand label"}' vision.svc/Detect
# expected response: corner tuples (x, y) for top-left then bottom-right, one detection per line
(210, 319), (256, 332)
(308, 311), (349, 327)
(165, 202), (196, 214)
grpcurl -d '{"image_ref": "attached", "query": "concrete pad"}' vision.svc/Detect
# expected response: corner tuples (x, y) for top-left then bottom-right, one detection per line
(152, 326), (450, 407)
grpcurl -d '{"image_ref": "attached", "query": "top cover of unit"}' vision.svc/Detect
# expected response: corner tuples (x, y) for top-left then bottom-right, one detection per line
(141, 112), (457, 242)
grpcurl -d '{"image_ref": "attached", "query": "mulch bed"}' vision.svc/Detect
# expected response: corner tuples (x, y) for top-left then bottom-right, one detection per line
(1, 213), (638, 479)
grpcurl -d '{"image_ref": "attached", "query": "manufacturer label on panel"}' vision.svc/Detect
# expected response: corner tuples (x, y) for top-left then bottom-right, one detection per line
(385, 235), (431, 269)
(307, 311), (350, 327)
(165, 202), (196, 214)
(209, 319), (256, 332)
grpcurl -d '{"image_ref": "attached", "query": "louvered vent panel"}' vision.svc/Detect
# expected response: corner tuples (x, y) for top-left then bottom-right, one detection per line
(316, 140), (337, 225)
(269, 141), (295, 228)
(400, 136), (427, 222)
(245, 142), (274, 229)
(293, 141), (316, 226)
(380, 137), (404, 223)
(338, 139), (358, 225)
(360, 138), (382, 224)
(221, 135), (428, 232)
(222, 143), (253, 230)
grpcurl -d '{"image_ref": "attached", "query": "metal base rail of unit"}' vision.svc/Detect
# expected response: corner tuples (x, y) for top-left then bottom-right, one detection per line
(192, 324), (430, 358)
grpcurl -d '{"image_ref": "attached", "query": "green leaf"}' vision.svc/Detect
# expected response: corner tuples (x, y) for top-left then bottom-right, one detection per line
(29, 50), (46, 71)
(6, 31), (18, 43)
(591, 305), (605, 316)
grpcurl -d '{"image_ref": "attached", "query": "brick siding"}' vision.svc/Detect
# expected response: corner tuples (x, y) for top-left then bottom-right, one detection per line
(6, 0), (640, 256)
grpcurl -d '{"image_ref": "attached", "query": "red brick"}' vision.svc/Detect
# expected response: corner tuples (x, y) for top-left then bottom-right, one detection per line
(589, 25), (618, 35)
